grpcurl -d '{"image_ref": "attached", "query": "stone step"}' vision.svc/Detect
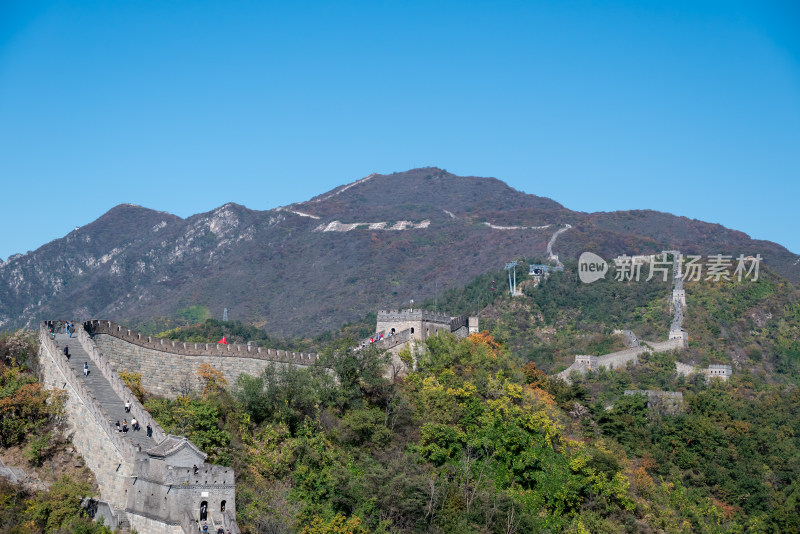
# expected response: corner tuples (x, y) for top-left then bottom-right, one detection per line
(115, 508), (131, 534)
(53, 333), (157, 451)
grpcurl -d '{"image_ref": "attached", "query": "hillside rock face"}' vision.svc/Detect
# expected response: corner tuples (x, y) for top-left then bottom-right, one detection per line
(1, 168), (797, 336)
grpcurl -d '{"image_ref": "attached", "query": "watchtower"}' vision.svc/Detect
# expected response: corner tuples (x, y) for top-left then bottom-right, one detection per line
(376, 309), (452, 342)
(574, 355), (598, 369)
(126, 436), (237, 533)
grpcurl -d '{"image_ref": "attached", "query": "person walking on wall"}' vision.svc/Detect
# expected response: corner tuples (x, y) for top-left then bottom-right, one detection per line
(122, 419), (128, 433)
(131, 417), (138, 431)
(63, 345), (70, 359)
(115, 421), (121, 432)
(125, 400), (131, 413)
(83, 362), (89, 376)
(200, 503), (207, 520)
(68, 322), (74, 338)
(146, 423), (152, 438)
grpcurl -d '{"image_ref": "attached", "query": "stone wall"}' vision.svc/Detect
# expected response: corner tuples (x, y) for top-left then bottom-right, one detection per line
(37, 327), (133, 509)
(703, 364), (732, 382)
(596, 346), (647, 370)
(92, 332), (313, 398)
(73, 324), (168, 444)
(128, 513), (183, 534)
(377, 309), (452, 325)
(359, 328), (412, 352)
(85, 320), (320, 364)
(89, 500), (121, 530)
(646, 338), (687, 352)
(556, 340), (685, 382)
(376, 309), (452, 342)
(127, 457), (235, 533)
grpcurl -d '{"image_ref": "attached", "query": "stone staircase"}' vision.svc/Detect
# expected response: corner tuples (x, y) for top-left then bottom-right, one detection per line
(53, 333), (157, 452)
(115, 508), (131, 534)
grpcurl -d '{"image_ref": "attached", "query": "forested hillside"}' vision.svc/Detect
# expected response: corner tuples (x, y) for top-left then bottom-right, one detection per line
(139, 260), (800, 532)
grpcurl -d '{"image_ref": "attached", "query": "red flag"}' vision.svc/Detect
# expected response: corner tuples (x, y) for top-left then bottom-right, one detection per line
(218, 336), (227, 345)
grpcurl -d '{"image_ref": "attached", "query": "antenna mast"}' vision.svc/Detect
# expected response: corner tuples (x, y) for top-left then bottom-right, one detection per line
(505, 261), (518, 297)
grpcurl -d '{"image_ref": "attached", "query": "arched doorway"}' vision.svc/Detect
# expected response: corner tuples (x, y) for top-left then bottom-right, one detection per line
(221, 500), (227, 513)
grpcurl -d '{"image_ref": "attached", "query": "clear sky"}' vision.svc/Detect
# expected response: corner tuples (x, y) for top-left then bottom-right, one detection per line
(1, 0), (798, 260)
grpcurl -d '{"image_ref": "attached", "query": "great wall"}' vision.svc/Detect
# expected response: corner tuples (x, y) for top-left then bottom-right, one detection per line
(38, 322), (238, 534)
(32, 306), (481, 532)
(554, 251), (731, 384)
(28, 248), (734, 532)
(84, 320), (322, 398)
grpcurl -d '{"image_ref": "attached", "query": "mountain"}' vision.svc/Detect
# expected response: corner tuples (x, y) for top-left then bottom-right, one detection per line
(1, 167), (798, 336)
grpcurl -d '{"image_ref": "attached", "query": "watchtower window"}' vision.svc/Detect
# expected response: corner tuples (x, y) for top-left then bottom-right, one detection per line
(410, 327), (414, 334)
(391, 328), (395, 334)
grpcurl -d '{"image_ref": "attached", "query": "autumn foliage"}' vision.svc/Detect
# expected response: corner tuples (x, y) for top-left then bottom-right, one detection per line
(196, 362), (229, 396)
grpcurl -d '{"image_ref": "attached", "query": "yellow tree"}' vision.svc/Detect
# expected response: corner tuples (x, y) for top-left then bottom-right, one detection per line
(196, 363), (228, 396)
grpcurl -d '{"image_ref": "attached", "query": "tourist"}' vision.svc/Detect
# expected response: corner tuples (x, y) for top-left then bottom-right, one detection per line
(83, 362), (89, 376)
(122, 419), (128, 433)
(201, 523), (208, 533)
(131, 417), (138, 431)
(63, 345), (70, 358)
(146, 423), (152, 437)
(217, 527), (224, 534)
(200, 503), (207, 520)
(68, 322), (74, 338)
(115, 421), (121, 432)
(125, 400), (131, 413)
(193, 464), (199, 475)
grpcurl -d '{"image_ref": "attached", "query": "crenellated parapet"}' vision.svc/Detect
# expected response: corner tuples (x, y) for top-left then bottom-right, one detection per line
(85, 320), (323, 398)
(377, 309), (453, 325)
(84, 320), (320, 365)
(39, 325), (138, 462)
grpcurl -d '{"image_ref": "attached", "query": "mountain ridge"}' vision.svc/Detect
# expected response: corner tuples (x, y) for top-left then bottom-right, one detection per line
(1, 167), (797, 335)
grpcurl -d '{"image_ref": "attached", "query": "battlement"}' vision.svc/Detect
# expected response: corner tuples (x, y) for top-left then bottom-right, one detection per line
(703, 364), (732, 382)
(84, 320), (320, 365)
(133, 455), (235, 487)
(574, 355), (598, 367)
(376, 309), (452, 325)
(624, 390), (683, 400)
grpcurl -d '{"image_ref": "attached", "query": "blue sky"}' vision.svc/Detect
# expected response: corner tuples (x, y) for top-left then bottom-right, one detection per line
(1, 0), (798, 260)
